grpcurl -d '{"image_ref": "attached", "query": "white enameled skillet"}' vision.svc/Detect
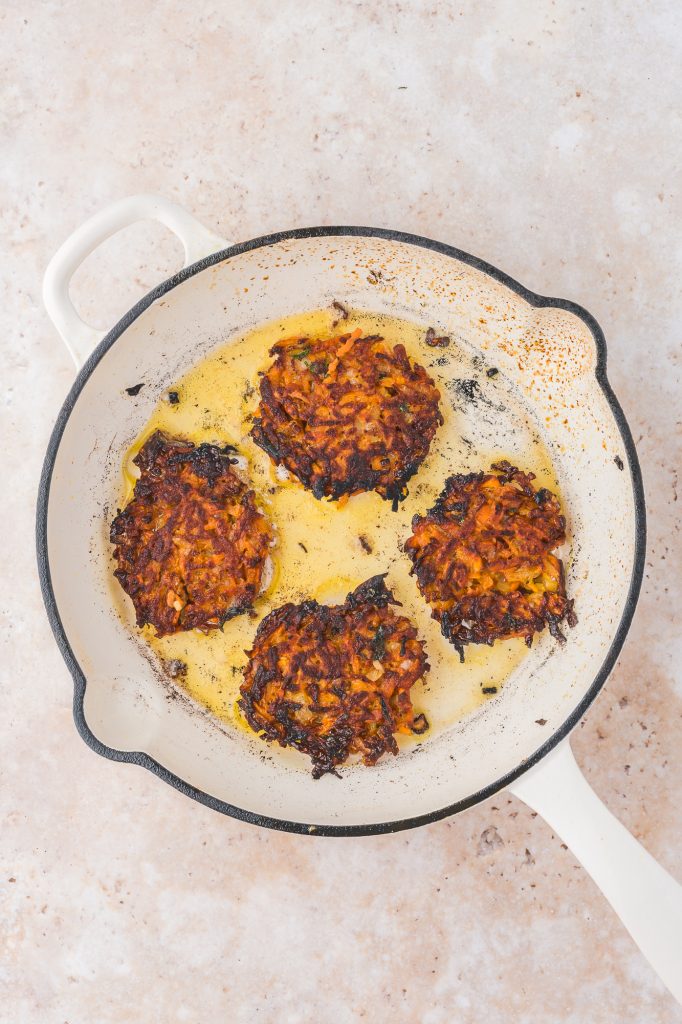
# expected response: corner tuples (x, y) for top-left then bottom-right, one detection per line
(38, 196), (681, 1000)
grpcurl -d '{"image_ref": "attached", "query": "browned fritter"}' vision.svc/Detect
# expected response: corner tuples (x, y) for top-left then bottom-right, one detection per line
(250, 328), (443, 508)
(110, 431), (273, 637)
(405, 461), (576, 659)
(239, 575), (430, 778)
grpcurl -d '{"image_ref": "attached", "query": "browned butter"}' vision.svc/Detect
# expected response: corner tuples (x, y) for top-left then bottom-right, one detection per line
(118, 306), (562, 746)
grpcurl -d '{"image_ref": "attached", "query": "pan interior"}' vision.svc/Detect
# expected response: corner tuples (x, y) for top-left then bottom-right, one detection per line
(44, 232), (637, 828)
(118, 305), (567, 757)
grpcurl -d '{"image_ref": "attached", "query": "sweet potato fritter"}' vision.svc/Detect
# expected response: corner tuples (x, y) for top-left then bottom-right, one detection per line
(250, 328), (443, 508)
(110, 431), (273, 637)
(405, 462), (576, 658)
(239, 575), (430, 778)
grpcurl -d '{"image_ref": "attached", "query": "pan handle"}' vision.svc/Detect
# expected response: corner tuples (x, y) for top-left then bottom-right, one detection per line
(42, 194), (227, 368)
(509, 740), (682, 1003)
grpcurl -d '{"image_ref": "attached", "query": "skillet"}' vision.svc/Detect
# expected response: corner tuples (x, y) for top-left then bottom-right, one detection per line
(38, 195), (681, 999)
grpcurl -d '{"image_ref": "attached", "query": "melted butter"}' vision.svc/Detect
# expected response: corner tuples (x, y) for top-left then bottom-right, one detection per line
(118, 307), (564, 748)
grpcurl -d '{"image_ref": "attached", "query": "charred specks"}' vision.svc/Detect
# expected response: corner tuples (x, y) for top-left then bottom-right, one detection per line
(166, 391), (180, 405)
(167, 441), (239, 484)
(125, 383), (144, 397)
(372, 623), (388, 660)
(486, 367), (499, 378)
(482, 686), (497, 695)
(359, 534), (373, 554)
(449, 500), (468, 523)
(535, 718), (548, 725)
(451, 379), (480, 403)
(298, 541), (308, 553)
(331, 299), (349, 324)
(446, 378), (505, 413)
(164, 658), (187, 679)
(614, 455), (624, 471)
(345, 574), (397, 610)
(367, 268), (381, 285)
(249, 424), (281, 466)
(425, 327), (451, 348)
(411, 712), (429, 734)
(218, 605), (250, 631)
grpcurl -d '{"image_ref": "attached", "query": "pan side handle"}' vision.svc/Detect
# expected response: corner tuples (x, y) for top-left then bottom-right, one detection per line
(42, 194), (227, 368)
(509, 740), (682, 1004)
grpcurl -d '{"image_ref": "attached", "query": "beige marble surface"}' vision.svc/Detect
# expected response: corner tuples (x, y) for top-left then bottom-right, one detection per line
(2, 1), (681, 1021)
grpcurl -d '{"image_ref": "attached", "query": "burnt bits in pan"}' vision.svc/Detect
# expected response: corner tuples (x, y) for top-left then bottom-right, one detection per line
(405, 461), (576, 659)
(238, 575), (430, 778)
(110, 430), (273, 637)
(250, 328), (443, 509)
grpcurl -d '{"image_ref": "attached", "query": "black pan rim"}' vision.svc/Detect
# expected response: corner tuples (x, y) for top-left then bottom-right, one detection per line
(36, 224), (647, 837)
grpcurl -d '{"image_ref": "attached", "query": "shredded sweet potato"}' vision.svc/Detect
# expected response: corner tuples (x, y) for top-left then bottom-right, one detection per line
(405, 462), (576, 658)
(239, 575), (429, 777)
(110, 431), (273, 636)
(250, 329), (443, 508)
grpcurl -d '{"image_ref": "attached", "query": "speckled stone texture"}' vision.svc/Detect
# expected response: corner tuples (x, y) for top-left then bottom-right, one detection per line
(2, 1), (681, 1021)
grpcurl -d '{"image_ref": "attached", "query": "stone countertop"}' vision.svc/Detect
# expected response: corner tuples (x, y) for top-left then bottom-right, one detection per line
(2, 2), (681, 1022)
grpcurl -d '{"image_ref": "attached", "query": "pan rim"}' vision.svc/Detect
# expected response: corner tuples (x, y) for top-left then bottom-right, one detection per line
(35, 224), (647, 836)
